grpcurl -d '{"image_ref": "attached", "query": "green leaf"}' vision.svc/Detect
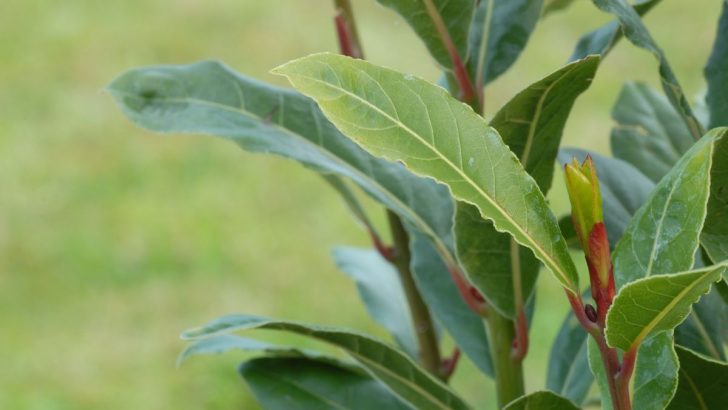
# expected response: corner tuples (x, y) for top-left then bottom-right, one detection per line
(590, 0), (703, 140)
(702, 128), (728, 263)
(570, 0), (661, 61)
(375, 0), (475, 70)
(503, 391), (579, 410)
(467, 0), (543, 87)
(542, 0), (575, 16)
(605, 264), (727, 351)
(323, 175), (380, 238)
(546, 309), (592, 406)
(666, 346), (728, 410)
(107, 60), (457, 279)
(333, 247), (418, 359)
(183, 315), (471, 410)
(559, 149), (655, 248)
(274, 52), (580, 295)
(240, 356), (411, 410)
(631, 332), (679, 410)
(705, 0), (728, 129)
(612, 132), (716, 288)
(610, 82), (694, 183)
(408, 231), (494, 377)
(675, 288), (726, 361)
(586, 337), (613, 410)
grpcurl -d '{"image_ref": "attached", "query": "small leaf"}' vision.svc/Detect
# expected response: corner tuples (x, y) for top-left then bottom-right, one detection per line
(183, 315), (471, 410)
(610, 82), (694, 183)
(666, 345), (728, 409)
(467, 0), (543, 87)
(605, 264), (727, 351)
(274, 53), (580, 295)
(546, 309), (592, 405)
(333, 247), (418, 359)
(702, 128), (728, 263)
(590, 0), (703, 139)
(705, 0), (728, 129)
(240, 356), (411, 410)
(375, 0), (475, 70)
(503, 391), (579, 410)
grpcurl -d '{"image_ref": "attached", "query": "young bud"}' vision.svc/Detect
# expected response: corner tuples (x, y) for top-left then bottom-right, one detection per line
(564, 156), (603, 256)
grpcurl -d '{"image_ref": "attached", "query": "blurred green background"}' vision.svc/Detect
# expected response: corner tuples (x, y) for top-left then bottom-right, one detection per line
(0, 0), (721, 408)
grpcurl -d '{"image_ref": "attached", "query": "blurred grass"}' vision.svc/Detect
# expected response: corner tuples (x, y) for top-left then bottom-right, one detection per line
(0, 0), (720, 408)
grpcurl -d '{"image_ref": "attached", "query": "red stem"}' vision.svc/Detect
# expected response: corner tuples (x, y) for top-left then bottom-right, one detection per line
(511, 309), (529, 361)
(440, 348), (461, 381)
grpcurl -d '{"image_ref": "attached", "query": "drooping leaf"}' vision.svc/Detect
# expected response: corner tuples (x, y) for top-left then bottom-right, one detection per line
(182, 315), (471, 410)
(558, 149), (655, 249)
(546, 309), (592, 405)
(610, 82), (694, 183)
(408, 231), (494, 377)
(675, 288), (726, 361)
(702, 128), (728, 263)
(375, 0), (475, 70)
(503, 391), (579, 410)
(467, 0), (543, 87)
(590, 0), (703, 140)
(274, 53), (580, 295)
(612, 133), (715, 288)
(239, 356), (411, 410)
(456, 56), (598, 317)
(570, 0), (660, 61)
(666, 346), (728, 409)
(333, 247), (418, 359)
(605, 264), (727, 351)
(705, 0), (728, 129)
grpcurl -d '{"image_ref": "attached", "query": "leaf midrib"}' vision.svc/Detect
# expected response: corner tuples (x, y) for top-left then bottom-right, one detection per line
(294, 69), (575, 290)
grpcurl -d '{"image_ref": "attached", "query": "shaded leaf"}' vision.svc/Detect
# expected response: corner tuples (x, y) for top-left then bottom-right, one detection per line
(675, 288), (726, 361)
(323, 175), (380, 238)
(542, 0), (575, 16)
(375, 0), (474, 70)
(705, 0), (728, 129)
(503, 391), (579, 410)
(546, 309), (592, 405)
(702, 128), (728, 263)
(183, 315), (471, 410)
(274, 53), (579, 295)
(333, 247), (418, 359)
(666, 346), (728, 410)
(240, 356), (411, 410)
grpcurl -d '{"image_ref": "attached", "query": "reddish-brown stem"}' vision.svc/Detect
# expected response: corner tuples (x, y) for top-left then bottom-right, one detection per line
(333, 0), (363, 59)
(368, 228), (395, 262)
(511, 309), (529, 361)
(440, 348), (461, 381)
(447, 263), (489, 316)
(616, 348), (637, 410)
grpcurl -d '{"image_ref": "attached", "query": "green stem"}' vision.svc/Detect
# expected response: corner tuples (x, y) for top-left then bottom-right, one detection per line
(485, 310), (525, 407)
(387, 210), (443, 378)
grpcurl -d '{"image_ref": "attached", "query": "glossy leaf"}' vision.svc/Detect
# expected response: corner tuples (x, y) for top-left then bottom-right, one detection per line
(546, 309), (592, 405)
(605, 264), (727, 351)
(702, 128), (728, 263)
(240, 356), (411, 410)
(666, 346), (728, 409)
(559, 149), (655, 248)
(333, 247), (418, 359)
(182, 315), (471, 410)
(610, 82), (694, 183)
(375, 0), (474, 70)
(467, 0), (543, 86)
(274, 53), (580, 295)
(570, 0), (660, 61)
(705, 0), (728, 129)
(409, 231), (494, 377)
(590, 0), (703, 140)
(503, 391), (579, 410)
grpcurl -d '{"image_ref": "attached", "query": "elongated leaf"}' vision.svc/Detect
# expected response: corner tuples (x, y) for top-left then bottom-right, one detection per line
(183, 315), (470, 410)
(570, 0), (660, 61)
(702, 128), (728, 263)
(606, 264), (727, 351)
(705, 0), (728, 129)
(467, 0), (543, 86)
(666, 346), (728, 409)
(333, 247), (418, 359)
(559, 149), (655, 248)
(612, 133), (715, 288)
(632, 331), (679, 410)
(546, 310), (592, 405)
(610, 82), (694, 183)
(240, 356), (411, 410)
(375, 0), (474, 70)
(590, 0), (703, 140)
(408, 231), (494, 377)
(323, 175), (380, 238)
(503, 391), (579, 410)
(274, 53), (579, 295)
(675, 288), (726, 361)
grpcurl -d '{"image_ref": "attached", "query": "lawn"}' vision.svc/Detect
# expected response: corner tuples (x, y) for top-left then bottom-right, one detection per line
(0, 0), (720, 408)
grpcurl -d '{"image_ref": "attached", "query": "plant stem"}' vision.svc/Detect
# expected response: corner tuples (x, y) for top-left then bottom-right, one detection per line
(387, 210), (443, 378)
(485, 310), (525, 407)
(333, 0), (363, 59)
